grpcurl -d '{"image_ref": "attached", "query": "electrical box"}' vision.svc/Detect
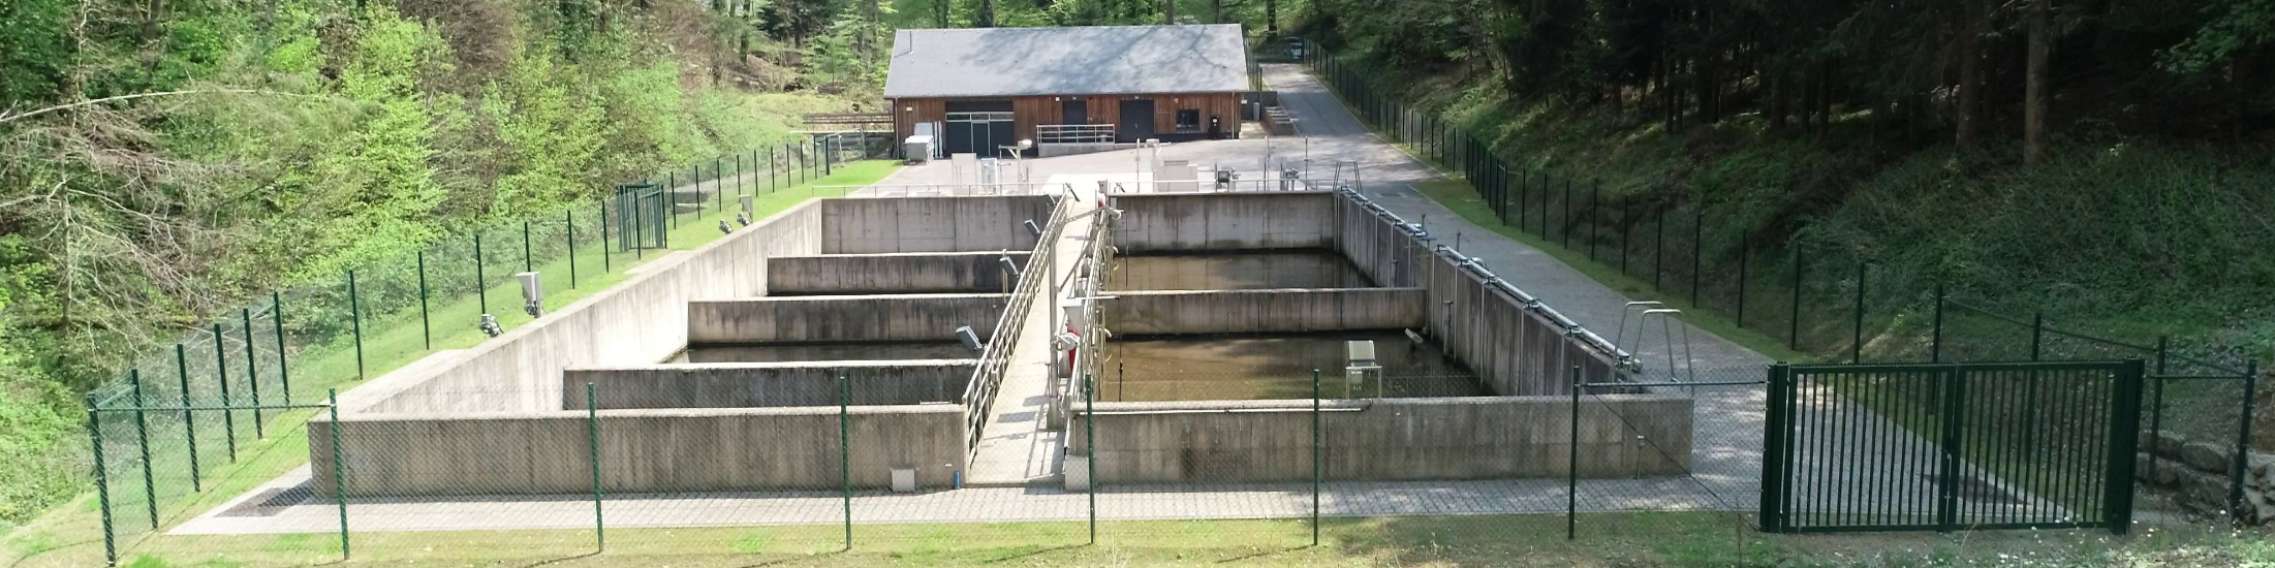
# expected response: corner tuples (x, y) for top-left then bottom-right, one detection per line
(516, 272), (543, 317)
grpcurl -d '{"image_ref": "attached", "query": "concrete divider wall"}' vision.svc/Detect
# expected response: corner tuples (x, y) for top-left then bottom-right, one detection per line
(1101, 288), (1427, 335)
(687, 293), (1009, 344)
(310, 405), (967, 495)
(768, 252), (1030, 295)
(821, 196), (1056, 254)
(353, 202), (829, 415)
(1335, 195), (1623, 395)
(1108, 252), (1374, 290)
(563, 360), (978, 409)
(1111, 192), (1339, 252)
(1069, 395), (1691, 482)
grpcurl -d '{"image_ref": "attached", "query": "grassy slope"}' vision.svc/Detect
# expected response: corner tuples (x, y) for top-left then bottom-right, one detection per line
(0, 161), (900, 567)
(62, 513), (2275, 567)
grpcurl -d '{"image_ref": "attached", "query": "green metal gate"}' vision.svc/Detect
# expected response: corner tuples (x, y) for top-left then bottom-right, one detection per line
(1760, 361), (2145, 534)
(613, 183), (666, 252)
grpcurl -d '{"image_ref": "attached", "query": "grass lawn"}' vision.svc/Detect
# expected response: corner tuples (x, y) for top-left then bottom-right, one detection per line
(42, 512), (2275, 567)
(0, 160), (901, 568)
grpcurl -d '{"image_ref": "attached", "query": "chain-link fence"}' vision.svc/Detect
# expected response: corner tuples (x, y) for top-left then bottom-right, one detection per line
(1309, 43), (2262, 532)
(70, 144), (891, 566)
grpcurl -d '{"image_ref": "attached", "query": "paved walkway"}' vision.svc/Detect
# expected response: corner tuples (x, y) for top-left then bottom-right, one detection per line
(963, 176), (1102, 486)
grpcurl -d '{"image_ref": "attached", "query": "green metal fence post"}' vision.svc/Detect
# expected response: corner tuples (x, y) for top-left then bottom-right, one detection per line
(2031, 314), (2045, 360)
(474, 234), (488, 314)
(771, 147), (779, 192)
(1085, 373), (1097, 545)
(1655, 208), (1666, 289)
(130, 370), (156, 529)
(2233, 360), (2259, 526)
(272, 291), (290, 404)
(1789, 244), (1803, 351)
(692, 165), (703, 217)
(668, 172), (679, 227)
(1588, 183), (1600, 261)
(2108, 359), (2147, 534)
(174, 344), (200, 492)
(1736, 233), (1749, 328)
(1690, 208), (1704, 307)
(1929, 283), (1945, 362)
(1311, 368), (1321, 547)
(1850, 262), (1866, 364)
(1566, 365), (1580, 541)
(599, 200), (611, 272)
(1933, 365), (1966, 532)
(328, 388), (348, 560)
(2148, 336), (2168, 479)
(587, 382), (604, 551)
(241, 307), (262, 438)
(521, 221), (533, 273)
(1759, 363), (1790, 532)
(214, 323), (236, 461)
(348, 270), (364, 380)
(1562, 177), (1573, 248)
(415, 251), (431, 349)
(839, 373), (852, 551)
(566, 209), (578, 289)
(714, 158), (724, 211)
(86, 393), (116, 567)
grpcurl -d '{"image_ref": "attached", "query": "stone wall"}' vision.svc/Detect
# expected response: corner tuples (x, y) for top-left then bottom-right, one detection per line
(2137, 430), (2274, 524)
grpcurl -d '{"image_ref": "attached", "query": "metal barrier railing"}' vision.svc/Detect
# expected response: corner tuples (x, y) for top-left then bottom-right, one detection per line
(1037, 124), (1115, 144)
(961, 191), (1073, 455)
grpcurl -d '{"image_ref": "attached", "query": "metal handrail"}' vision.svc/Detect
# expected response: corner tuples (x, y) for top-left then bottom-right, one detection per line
(1037, 124), (1115, 144)
(960, 194), (1072, 454)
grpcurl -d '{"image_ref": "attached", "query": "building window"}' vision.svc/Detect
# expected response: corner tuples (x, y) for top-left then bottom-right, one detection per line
(1176, 109), (1201, 131)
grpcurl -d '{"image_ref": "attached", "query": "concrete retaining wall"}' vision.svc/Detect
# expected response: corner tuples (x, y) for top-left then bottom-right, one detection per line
(351, 201), (830, 415)
(1069, 395), (1691, 482)
(1111, 192), (1338, 252)
(1102, 288), (1426, 335)
(821, 196), (1056, 254)
(1335, 195), (1624, 395)
(309, 405), (967, 495)
(687, 293), (1009, 344)
(564, 360), (978, 409)
(768, 252), (1031, 295)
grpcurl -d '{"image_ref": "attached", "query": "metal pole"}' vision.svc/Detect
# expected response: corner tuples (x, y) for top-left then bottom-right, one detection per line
(2233, 360), (2259, 525)
(130, 370), (155, 529)
(2148, 336), (2167, 479)
(2031, 313), (2045, 360)
(1085, 373), (1097, 545)
(1311, 368), (1322, 547)
(1566, 365), (1580, 541)
(1736, 233), (1749, 328)
(175, 344), (199, 492)
(417, 251), (431, 349)
(1851, 262), (1866, 364)
(839, 373), (852, 551)
(328, 388), (348, 560)
(214, 323), (236, 461)
(715, 158), (725, 210)
(242, 307), (262, 438)
(1690, 208), (1704, 307)
(87, 393), (116, 567)
(1655, 208), (1666, 289)
(474, 234), (488, 314)
(693, 165), (703, 217)
(1588, 183), (1600, 261)
(348, 270), (364, 380)
(567, 209), (578, 289)
(599, 201), (611, 272)
(668, 172), (678, 227)
(273, 291), (289, 404)
(587, 382), (604, 551)
(1929, 283), (1945, 362)
(1789, 244), (1804, 350)
(521, 221), (533, 273)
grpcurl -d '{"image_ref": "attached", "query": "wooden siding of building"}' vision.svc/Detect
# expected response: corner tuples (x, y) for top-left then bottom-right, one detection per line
(892, 93), (1242, 143)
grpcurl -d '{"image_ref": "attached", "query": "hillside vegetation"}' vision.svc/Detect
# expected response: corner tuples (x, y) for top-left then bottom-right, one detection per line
(1299, 1), (2275, 360)
(0, 0), (899, 529)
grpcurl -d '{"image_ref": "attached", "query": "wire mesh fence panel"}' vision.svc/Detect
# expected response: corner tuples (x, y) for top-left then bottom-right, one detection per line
(1086, 370), (1316, 548)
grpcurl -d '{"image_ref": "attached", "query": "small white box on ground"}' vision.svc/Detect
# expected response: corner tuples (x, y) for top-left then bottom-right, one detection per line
(1064, 453), (1091, 491)
(891, 468), (917, 492)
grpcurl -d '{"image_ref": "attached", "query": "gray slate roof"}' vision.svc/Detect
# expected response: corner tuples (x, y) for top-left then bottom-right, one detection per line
(884, 24), (1249, 99)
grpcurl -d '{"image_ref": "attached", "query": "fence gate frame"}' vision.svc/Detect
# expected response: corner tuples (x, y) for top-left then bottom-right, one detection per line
(1759, 360), (2145, 535)
(612, 183), (666, 252)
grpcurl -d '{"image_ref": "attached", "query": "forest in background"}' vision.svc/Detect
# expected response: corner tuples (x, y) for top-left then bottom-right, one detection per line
(0, 0), (918, 528)
(1296, 0), (2275, 359)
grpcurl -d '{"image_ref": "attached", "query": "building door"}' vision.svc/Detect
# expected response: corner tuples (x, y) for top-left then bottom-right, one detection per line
(944, 100), (1014, 155)
(1117, 99), (1155, 143)
(1061, 99), (1087, 125)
